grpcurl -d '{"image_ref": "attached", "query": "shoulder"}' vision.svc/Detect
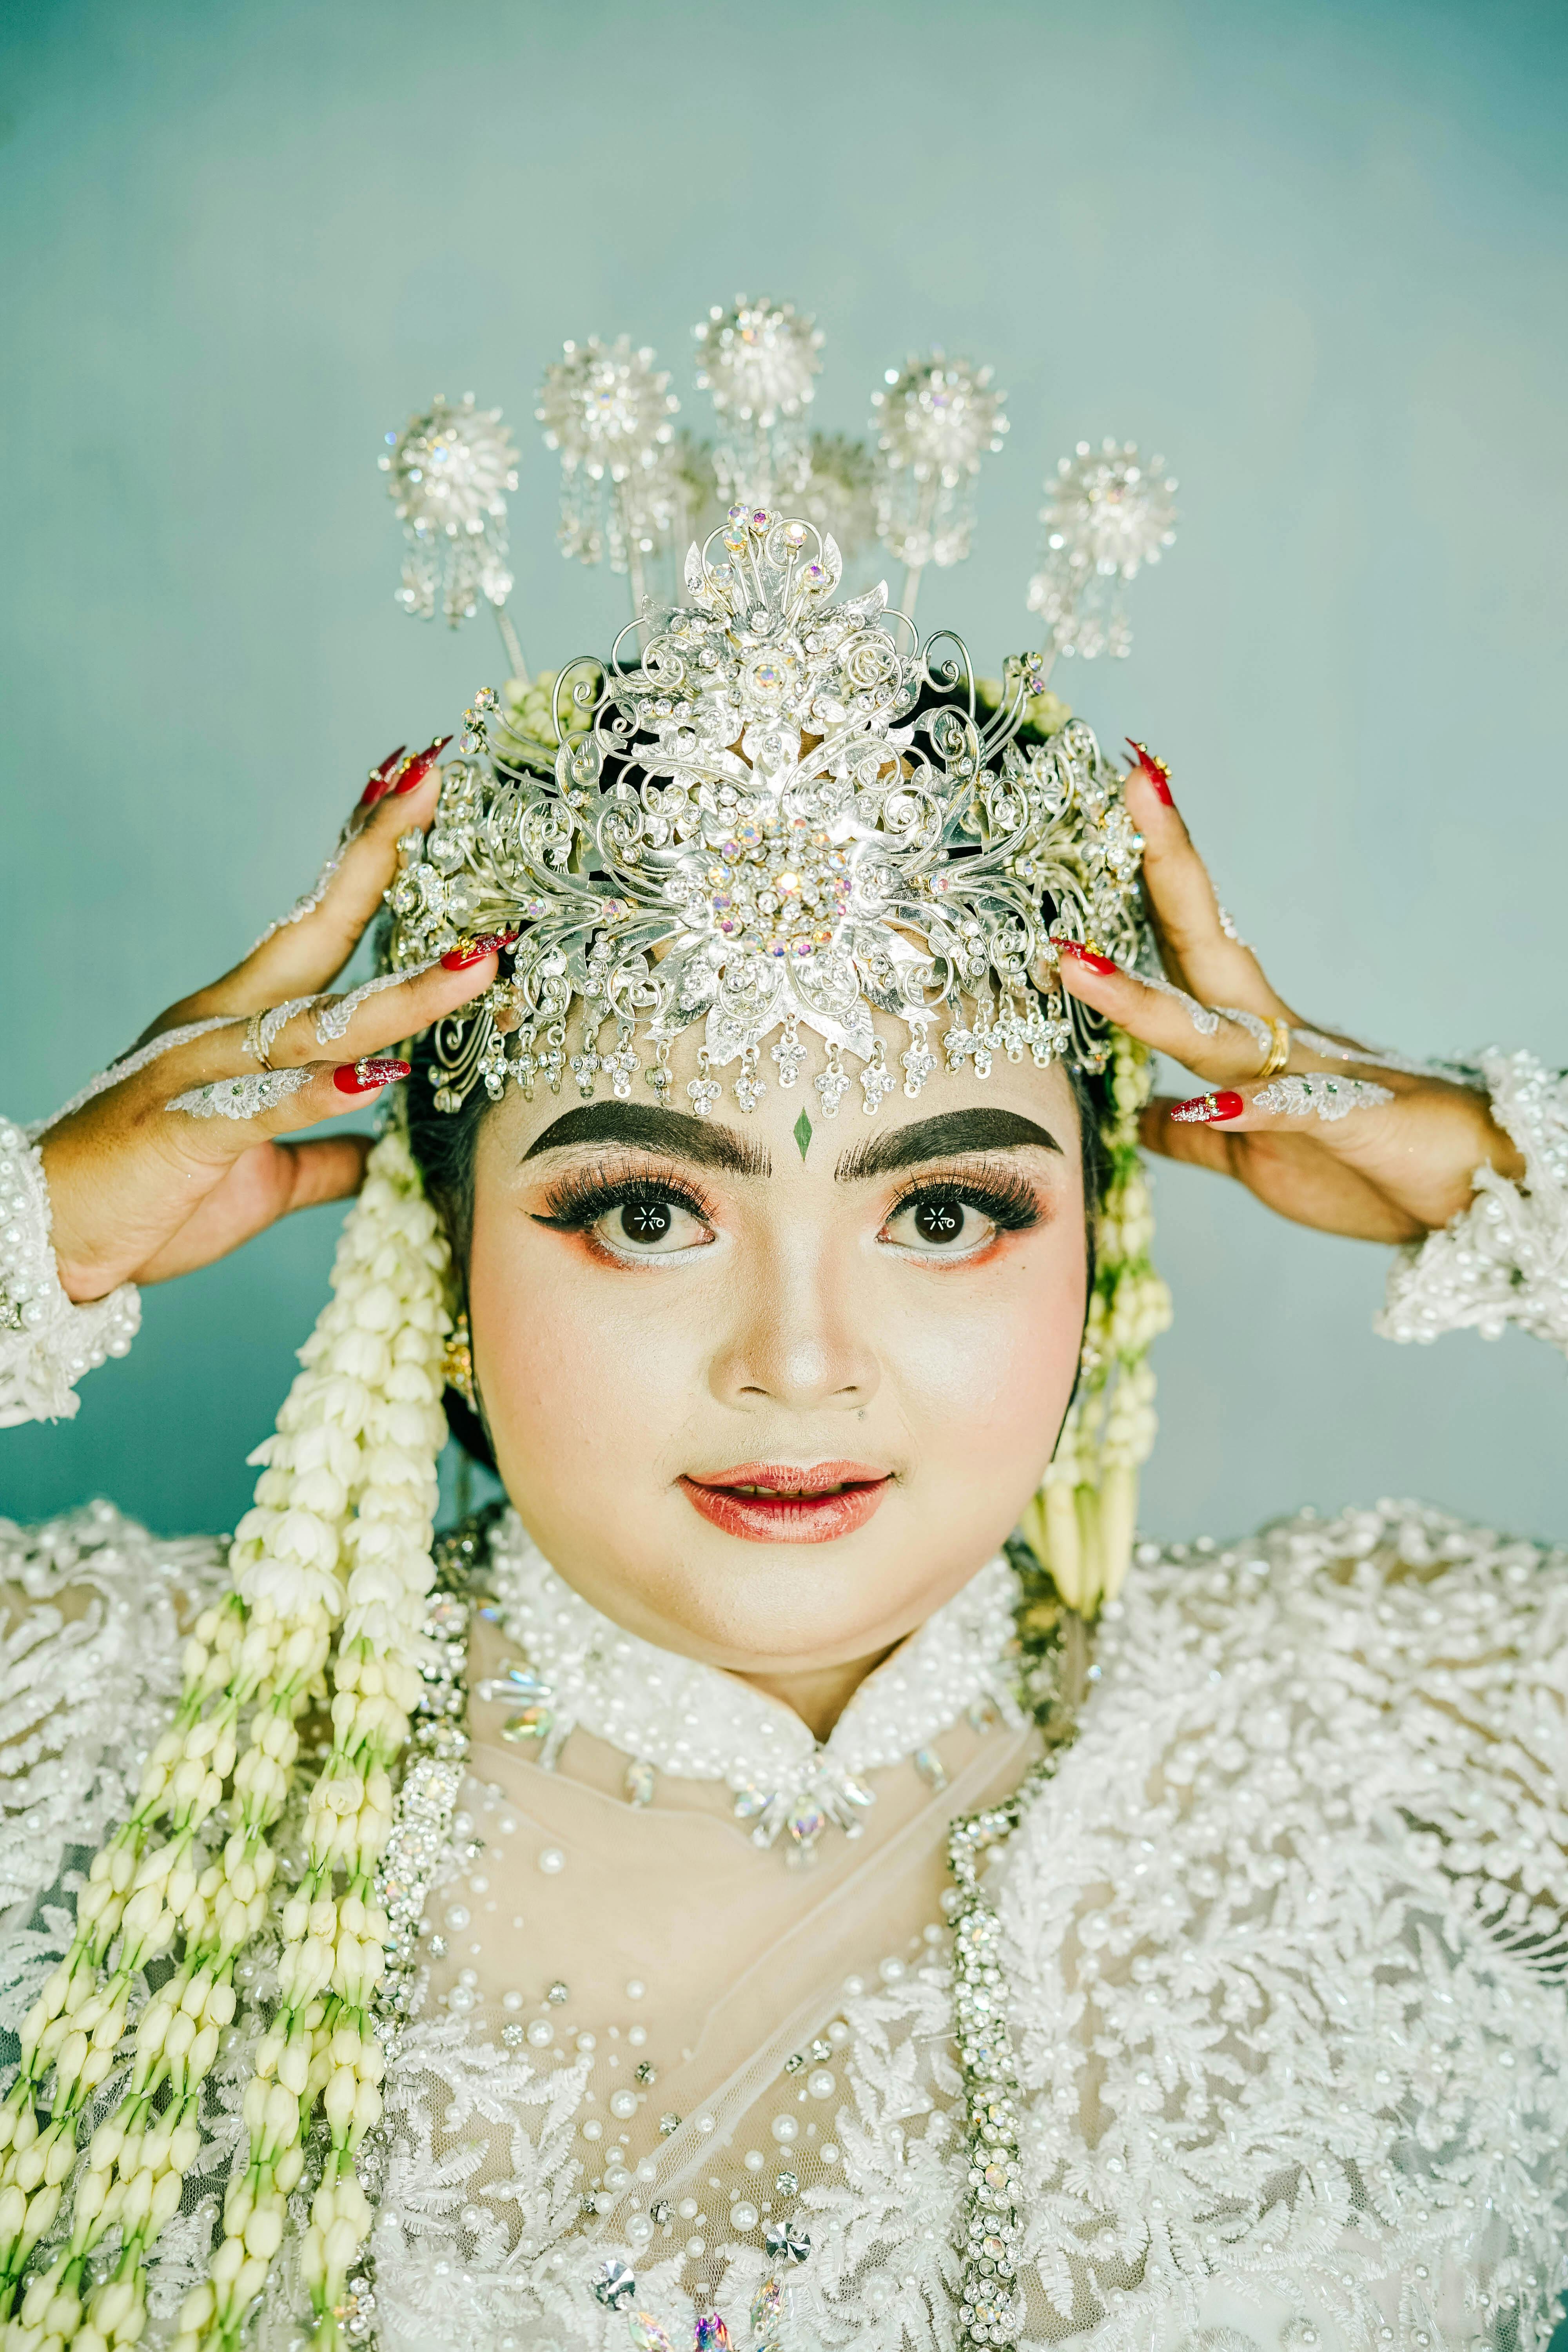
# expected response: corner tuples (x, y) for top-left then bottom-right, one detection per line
(1105, 1498), (1566, 1722)
(1037, 1498), (1568, 1904)
(2, 1500), (228, 1925)
(2, 1494), (227, 1626)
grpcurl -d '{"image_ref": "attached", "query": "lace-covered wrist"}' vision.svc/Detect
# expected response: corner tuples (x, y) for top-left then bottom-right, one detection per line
(1377, 1048), (1568, 1352)
(0, 1115), (140, 1425)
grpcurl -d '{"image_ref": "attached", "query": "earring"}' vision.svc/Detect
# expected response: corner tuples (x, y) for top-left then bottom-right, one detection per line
(442, 1310), (477, 1408)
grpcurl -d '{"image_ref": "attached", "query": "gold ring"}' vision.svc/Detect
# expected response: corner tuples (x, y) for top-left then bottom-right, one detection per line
(1254, 1017), (1290, 1083)
(243, 1010), (275, 1073)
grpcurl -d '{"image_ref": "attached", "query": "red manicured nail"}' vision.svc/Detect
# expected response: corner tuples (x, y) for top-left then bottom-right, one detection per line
(1057, 938), (1119, 978)
(358, 745), (407, 809)
(392, 736), (452, 795)
(1126, 738), (1175, 806)
(1170, 1090), (1244, 1125)
(441, 929), (517, 971)
(334, 1058), (410, 1094)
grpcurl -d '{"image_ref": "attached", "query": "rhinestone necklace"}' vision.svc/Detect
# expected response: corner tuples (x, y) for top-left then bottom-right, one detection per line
(350, 1516), (1088, 2352)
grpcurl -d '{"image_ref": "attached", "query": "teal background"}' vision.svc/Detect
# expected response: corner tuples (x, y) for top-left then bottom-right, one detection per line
(2, 0), (1566, 1553)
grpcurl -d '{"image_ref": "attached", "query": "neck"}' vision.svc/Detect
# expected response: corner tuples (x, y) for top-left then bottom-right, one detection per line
(736, 1644), (896, 1743)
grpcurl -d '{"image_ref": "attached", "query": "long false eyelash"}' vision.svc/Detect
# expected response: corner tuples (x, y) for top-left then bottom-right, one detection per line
(532, 1163), (717, 1234)
(886, 1166), (1045, 1236)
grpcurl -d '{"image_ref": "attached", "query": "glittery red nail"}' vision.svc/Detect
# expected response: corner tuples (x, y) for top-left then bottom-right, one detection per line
(334, 1058), (410, 1094)
(1170, 1090), (1244, 1124)
(358, 745), (407, 809)
(1057, 938), (1119, 978)
(441, 929), (517, 971)
(1126, 738), (1175, 807)
(392, 736), (452, 795)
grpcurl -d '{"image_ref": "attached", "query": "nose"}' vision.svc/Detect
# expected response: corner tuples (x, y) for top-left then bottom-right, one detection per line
(708, 1232), (880, 1414)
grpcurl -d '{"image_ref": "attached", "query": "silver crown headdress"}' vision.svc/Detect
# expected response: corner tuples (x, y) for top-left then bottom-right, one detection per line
(385, 505), (1148, 1122)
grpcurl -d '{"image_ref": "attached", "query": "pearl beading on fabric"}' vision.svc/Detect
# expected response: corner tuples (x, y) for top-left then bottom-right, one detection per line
(484, 1515), (1023, 1854)
(1380, 1049), (1568, 1347)
(0, 1115), (140, 1426)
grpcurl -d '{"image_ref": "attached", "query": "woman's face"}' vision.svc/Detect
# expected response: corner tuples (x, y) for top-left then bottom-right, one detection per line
(466, 1013), (1088, 1685)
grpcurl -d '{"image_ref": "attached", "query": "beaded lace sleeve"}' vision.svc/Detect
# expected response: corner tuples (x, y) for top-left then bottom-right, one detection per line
(0, 1114), (140, 1426)
(1378, 1048), (1568, 1353)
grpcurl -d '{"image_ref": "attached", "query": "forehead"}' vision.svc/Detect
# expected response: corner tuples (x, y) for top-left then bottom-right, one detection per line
(482, 1007), (1084, 1172)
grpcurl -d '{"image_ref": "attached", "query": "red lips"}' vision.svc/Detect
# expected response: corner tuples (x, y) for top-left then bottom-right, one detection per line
(680, 1461), (891, 1545)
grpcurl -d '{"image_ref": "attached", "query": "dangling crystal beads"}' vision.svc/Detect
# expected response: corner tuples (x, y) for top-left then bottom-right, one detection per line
(859, 1041), (895, 1114)
(688, 1049), (721, 1119)
(813, 1043), (851, 1118)
(771, 1013), (806, 1088)
(901, 1028), (936, 1096)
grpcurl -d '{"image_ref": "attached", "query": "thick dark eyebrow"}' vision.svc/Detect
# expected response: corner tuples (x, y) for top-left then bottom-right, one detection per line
(835, 1109), (1063, 1182)
(521, 1102), (771, 1177)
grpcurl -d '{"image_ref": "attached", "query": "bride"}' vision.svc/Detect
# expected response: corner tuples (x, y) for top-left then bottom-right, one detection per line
(2, 512), (1564, 2352)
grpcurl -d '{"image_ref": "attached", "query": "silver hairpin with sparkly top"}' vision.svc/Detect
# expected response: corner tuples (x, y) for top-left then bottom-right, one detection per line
(380, 296), (1176, 657)
(384, 505), (1152, 1119)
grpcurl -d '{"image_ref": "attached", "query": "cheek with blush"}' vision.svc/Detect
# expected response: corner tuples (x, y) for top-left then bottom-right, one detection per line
(467, 1195), (710, 1556)
(872, 1222), (1088, 1563)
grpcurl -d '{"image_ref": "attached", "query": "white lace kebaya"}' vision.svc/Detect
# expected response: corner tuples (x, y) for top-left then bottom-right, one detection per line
(5, 1498), (1566, 2352)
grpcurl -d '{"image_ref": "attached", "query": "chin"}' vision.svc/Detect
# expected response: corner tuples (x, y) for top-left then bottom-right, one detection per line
(590, 1503), (992, 1677)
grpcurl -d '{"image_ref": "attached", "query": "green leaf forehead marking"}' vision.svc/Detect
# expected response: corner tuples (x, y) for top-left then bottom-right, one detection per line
(793, 1109), (813, 1162)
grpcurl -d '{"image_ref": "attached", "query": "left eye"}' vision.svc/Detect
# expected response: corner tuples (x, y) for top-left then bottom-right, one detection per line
(598, 1196), (710, 1255)
(884, 1194), (995, 1253)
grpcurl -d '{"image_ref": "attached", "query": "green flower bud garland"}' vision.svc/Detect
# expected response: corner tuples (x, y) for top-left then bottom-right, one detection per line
(1020, 1028), (1172, 1613)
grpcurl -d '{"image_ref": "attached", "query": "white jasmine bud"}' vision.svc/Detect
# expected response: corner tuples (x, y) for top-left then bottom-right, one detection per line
(210, 2234), (245, 2287)
(150, 2167), (185, 2229)
(90, 2278), (138, 2334)
(234, 2253), (270, 2307)
(323, 2214), (362, 2277)
(244, 2206), (284, 2261)
(178, 2282), (216, 2331)
(186, 2023), (220, 2082)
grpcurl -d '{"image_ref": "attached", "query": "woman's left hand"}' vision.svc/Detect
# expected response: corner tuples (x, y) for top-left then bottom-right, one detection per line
(1051, 751), (1524, 1243)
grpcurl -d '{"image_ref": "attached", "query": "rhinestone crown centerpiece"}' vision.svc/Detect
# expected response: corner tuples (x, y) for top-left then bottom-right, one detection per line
(385, 505), (1149, 1118)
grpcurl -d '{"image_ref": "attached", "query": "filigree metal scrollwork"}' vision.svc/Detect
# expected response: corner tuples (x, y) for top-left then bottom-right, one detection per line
(384, 506), (1148, 1116)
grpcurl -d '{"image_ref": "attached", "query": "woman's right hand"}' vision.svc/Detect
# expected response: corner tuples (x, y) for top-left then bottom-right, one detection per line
(37, 741), (502, 1304)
